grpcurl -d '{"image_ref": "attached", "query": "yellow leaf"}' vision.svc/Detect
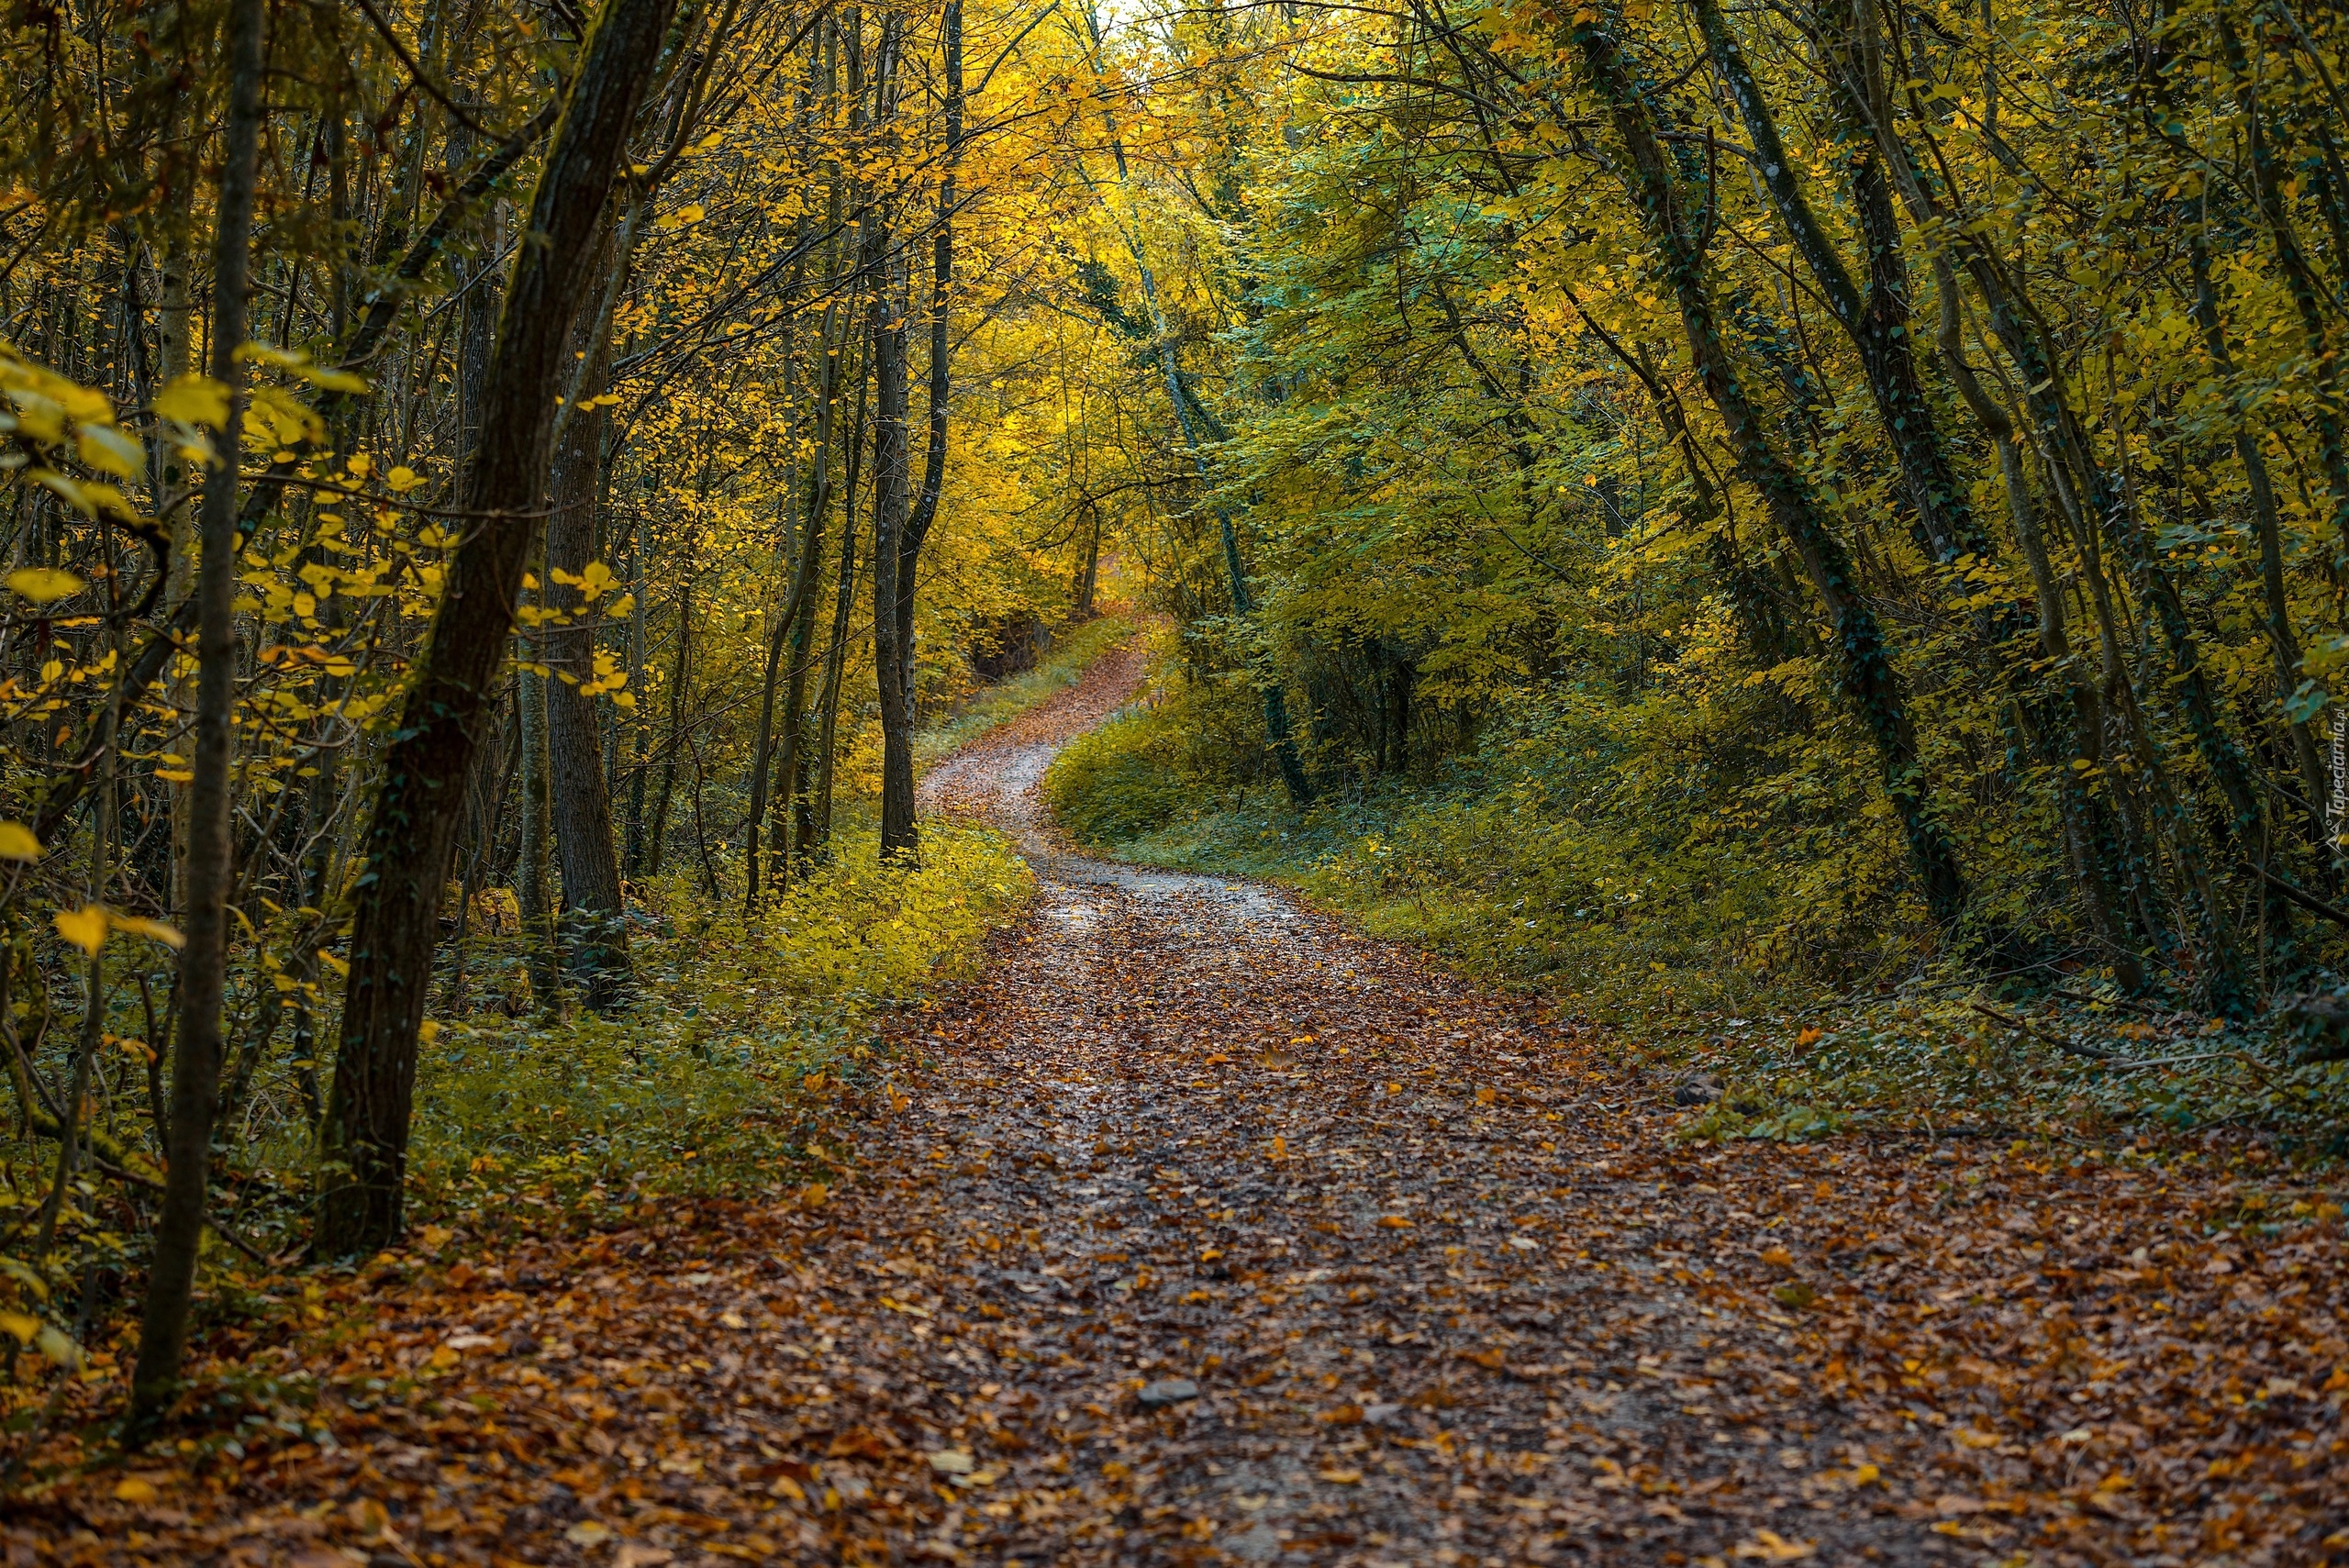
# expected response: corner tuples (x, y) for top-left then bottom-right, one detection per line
(152, 374), (230, 428)
(1731, 1529), (1817, 1561)
(0, 821), (41, 862)
(0, 1310), (39, 1344)
(1317, 1467), (1363, 1485)
(111, 915), (184, 950)
(417, 1019), (441, 1045)
(385, 465), (424, 494)
(113, 1477), (157, 1505)
(54, 905), (107, 956)
(7, 566), (84, 606)
(76, 424), (145, 481)
(29, 468), (93, 516)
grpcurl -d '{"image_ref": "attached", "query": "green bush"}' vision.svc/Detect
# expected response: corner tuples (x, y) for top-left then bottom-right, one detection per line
(1044, 712), (1197, 842)
(403, 821), (1031, 1218)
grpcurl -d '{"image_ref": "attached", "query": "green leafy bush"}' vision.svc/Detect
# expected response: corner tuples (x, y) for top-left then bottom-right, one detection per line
(405, 821), (1031, 1215)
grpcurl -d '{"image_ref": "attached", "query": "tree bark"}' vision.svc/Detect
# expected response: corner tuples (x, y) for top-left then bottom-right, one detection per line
(814, 325), (874, 854)
(128, 0), (264, 1427)
(1567, 4), (1966, 923)
(545, 294), (631, 1008)
(1695, 0), (1987, 565)
(867, 210), (918, 858)
(316, 0), (682, 1259)
(517, 625), (560, 1006)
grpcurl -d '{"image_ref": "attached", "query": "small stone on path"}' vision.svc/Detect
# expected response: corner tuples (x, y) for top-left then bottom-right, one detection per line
(1137, 1378), (1198, 1409)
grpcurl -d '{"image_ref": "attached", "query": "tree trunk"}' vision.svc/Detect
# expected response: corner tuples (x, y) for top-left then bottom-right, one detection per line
(316, 0), (682, 1259)
(545, 294), (630, 1008)
(749, 255), (843, 906)
(868, 217), (918, 858)
(647, 568), (695, 878)
(517, 635), (559, 1007)
(1696, 0), (1987, 565)
(1073, 508), (1101, 619)
(814, 332), (874, 855)
(2187, 226), (2330, 829)
(893, 0), (961, 730)
(1567, 5), (1966, 923)
(128, 0), (264, 1427)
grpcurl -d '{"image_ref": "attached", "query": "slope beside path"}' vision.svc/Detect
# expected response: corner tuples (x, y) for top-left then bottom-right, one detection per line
(10, 632), (2343, 1567)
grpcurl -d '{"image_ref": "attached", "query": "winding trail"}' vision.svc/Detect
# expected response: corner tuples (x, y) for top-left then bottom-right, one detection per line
(20, 636), (2343, 1566)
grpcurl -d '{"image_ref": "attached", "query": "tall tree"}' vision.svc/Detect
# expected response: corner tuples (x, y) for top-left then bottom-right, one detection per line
(317, 0), (685, 1257)
(128, 0), (267, 1428)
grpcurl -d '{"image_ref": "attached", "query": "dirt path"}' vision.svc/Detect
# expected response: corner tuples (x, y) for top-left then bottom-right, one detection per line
(16, 639), (2343, 1566)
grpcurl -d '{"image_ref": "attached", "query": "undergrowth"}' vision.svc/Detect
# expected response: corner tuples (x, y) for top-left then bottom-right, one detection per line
(405, 820), (1031, 1231)
(1045, 640), (2349, 1162)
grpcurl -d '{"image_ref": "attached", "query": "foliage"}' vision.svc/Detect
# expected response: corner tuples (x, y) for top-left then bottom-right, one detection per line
(1050, 646), (2349, 1150)
(408, 821), (1032, 1211)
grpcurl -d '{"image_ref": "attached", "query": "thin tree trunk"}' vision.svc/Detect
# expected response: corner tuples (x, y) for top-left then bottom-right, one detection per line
(1697, 0), (1986, 564)
(517, 627), (559, 1006)
(750, 249), (841, 906)
(866, 196), (918, 858)
(648, 572), (694, 878)
(316, 0), (681, 1259)
(894, 0), (961, 729)
(545, 283), (630, 1008)
(2187, 225), (2329, 826)
(1568, 5), (1965, 922)
(814, 350), (874, 851)
(128, 0), (263, 1426)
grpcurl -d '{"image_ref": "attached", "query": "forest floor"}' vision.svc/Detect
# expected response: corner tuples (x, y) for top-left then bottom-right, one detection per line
(7, 635), (2349, 1567)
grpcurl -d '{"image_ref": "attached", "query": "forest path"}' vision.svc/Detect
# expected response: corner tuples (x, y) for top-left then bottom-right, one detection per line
(25, 637), (2340, 1567)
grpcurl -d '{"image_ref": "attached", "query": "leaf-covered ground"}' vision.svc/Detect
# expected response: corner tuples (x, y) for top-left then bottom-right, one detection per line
(7, 642), (2347, 1566)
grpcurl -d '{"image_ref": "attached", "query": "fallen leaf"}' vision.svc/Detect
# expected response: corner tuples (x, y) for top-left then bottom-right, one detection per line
(615, 1548), (675, 1568)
